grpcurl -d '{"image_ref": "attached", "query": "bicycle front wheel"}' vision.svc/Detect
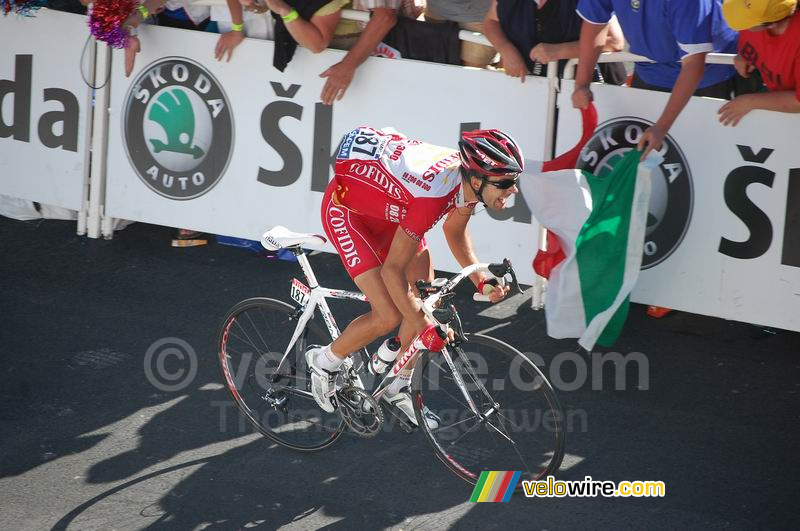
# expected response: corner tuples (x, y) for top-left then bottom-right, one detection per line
(411, 333), (565, 486)
(218, 297), (345, 451)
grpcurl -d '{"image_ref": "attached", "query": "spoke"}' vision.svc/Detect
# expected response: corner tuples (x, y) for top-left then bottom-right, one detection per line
(229, 324), (271, 359)
(421, 371), (473, 412)
(446, 417), (484, 447)
(483, 417), (538, 475)
(484, 418), (514, 444)
(430, 413), (481, 435)
(245, 310), (273, 354)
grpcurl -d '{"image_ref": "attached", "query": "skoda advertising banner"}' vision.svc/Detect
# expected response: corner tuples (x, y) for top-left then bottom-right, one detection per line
(558, 81), (800, 331)
(105, 24), (550, 283)
(0, 10), (91, 210)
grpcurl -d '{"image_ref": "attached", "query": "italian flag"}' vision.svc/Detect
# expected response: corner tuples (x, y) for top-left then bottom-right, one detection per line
(520, 105), (658, 350)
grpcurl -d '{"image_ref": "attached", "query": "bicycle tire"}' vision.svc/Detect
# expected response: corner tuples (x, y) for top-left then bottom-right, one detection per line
(218, 297), (345, 451)
(411, 333), (565, 486)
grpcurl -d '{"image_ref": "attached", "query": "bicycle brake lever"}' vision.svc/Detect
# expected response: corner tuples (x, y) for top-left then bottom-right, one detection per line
(507, 262), (523, 295)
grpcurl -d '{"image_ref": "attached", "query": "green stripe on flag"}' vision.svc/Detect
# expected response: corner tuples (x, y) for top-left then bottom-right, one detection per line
(470, 472), (490, 502)
(577, 150), (641, 346)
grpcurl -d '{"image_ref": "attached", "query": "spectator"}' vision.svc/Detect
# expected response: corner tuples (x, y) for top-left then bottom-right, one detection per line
(572, 0), (739, 159)
(483, 0), (625, 83)
(424, 0), (497, 68)
(157, 0), (211, 31)
(262, 0), (347, 70)
(718, 0), (800, 126)
(321, 0), (421, 105)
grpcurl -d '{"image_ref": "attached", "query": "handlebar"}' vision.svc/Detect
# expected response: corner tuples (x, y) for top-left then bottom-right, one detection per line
(420, 259), (522, 317)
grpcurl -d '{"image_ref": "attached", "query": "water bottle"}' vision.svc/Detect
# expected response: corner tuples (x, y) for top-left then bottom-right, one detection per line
(370, 336), (401, 375)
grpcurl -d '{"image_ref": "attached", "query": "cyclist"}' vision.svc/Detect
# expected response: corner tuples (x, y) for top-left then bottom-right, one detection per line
(307, 126), (521, 428)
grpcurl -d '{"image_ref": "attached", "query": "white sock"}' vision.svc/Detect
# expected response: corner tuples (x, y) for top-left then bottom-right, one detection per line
(315, 344), (344, 372)
(386, 370), (411, 395)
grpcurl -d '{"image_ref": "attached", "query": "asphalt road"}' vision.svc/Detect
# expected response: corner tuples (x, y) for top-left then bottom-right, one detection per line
(1, 217), (798, 530)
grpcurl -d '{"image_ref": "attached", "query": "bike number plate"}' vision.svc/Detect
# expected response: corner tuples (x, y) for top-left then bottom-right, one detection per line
(290, 278), (311, 306)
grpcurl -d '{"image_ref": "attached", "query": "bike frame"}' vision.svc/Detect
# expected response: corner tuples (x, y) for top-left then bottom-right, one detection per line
(277, 247), (504, 413)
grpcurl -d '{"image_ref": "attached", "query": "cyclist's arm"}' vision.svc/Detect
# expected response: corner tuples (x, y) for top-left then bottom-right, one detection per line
(442, 206), (485, 289)
(380, 229), (428, 332)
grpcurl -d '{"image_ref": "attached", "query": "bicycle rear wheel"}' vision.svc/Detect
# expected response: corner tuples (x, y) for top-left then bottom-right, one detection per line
(411, 333), (565, 486)
(218, 297), (345, 451)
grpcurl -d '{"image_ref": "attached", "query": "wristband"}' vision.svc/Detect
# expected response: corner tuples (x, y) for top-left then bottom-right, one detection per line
(282, 9), (299, 23)
(477, 278), (498, 296)
(231, 22), (244, 32)
(137, 4), (150, 19)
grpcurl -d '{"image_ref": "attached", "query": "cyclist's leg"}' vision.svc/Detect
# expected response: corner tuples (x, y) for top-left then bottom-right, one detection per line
(329, 267), (402, 356)
(321, 182), (402, 358)
(398, 243), (433, 349)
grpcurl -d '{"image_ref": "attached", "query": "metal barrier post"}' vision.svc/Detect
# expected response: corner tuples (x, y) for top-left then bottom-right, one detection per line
(531, 61), (560, 310)
(87, 43), (111, 239)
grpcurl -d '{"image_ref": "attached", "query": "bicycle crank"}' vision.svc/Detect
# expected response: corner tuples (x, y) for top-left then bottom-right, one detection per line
(336, 386), (383, 438)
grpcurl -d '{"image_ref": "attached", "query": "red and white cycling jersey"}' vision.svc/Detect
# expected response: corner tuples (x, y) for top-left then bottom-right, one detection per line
(331, 126), (475, 241)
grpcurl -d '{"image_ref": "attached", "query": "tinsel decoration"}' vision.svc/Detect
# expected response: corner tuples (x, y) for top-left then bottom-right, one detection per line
(2, 0), (47, 16)
(88, 0), (139, 48)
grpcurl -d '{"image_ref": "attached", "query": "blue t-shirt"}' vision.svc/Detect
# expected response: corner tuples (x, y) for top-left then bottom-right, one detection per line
(577, 0), (737, 88)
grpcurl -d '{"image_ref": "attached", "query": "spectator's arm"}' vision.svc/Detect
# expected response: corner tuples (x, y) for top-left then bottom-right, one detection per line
(532, 18), (620, 63)
(124, 0), (168, 28)
(122, 0), (168, 77)
(215, 0), (245, 62)
(604, 15), (624, 52)
(268, 0), (342, 53)
(638, 52), (706, 159)
(572, 20), (607, 108)
(483, 0), (527, 81)
(718, 91), (800, 127)
(319, 7), (397, 104)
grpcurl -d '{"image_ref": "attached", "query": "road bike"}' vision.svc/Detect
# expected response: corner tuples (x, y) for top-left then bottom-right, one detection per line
(217, 226), (565, 486)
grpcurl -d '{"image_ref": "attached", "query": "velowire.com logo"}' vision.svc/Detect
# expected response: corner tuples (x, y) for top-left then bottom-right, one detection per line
(577, 117), (693, 269)
(123, 57), (233, 200)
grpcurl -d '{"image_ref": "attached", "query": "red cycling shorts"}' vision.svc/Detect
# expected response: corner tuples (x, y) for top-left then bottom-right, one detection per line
(321, 179), (425, 279)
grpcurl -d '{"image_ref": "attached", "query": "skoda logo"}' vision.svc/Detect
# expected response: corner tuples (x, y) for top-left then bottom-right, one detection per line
(123, 57), (233, 200)
(577, 117), (693, 269)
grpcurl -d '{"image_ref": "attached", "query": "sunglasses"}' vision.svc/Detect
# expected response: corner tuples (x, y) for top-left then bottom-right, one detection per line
(481, 174), (519, 190)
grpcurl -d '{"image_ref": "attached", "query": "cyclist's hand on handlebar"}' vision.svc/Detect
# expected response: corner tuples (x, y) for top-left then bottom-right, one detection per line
(478, 278), (511, 303)
(413, 315), (454, 350)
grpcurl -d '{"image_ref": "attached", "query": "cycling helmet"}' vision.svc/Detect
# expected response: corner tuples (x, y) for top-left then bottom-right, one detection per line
(458, 129), (523, 204)
(458, 129), (524, 177)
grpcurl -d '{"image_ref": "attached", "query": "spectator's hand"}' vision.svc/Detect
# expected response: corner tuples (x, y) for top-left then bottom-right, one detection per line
(572, 85), (593, 109)
(733, 54), (755, 79)
(718, 95), (755, 127)
(124, 36), (141, 78)
(500, 50), (527, 82)
(215, 31), (245, 62)
(637, 125), (666, 160)
(320, 61), (356, 105)
(265, 0), (291, 16)
(529, 43), (558, 65)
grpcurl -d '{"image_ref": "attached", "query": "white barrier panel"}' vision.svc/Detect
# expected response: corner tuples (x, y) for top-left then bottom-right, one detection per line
(557, 80), (800, 332)
(0, 10), (91, 211)
(105, 24), (549, 282)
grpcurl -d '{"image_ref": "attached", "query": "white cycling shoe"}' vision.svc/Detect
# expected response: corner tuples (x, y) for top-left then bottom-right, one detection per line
(382, 390), (440, 431)
(305, 347), (338, 413)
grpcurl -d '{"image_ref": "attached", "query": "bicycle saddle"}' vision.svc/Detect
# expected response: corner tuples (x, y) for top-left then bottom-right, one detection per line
(261, 226), (327, 251)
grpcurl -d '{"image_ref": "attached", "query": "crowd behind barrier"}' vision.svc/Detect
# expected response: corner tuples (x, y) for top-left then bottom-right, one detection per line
(1, 2), (799, 332)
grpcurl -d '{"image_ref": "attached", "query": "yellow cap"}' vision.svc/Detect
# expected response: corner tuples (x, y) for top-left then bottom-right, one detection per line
(722, 0), (797, 31)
